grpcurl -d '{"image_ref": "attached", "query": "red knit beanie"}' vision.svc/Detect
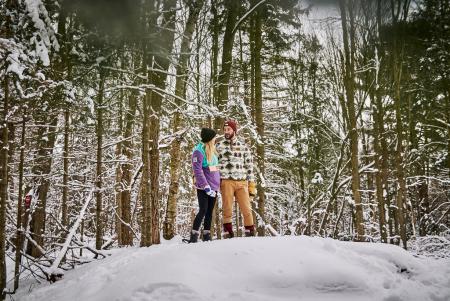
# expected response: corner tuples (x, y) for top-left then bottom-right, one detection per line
(224, 120), (237, 133)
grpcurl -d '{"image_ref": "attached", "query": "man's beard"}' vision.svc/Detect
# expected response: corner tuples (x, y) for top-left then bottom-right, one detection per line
(224, 132), (234, 140)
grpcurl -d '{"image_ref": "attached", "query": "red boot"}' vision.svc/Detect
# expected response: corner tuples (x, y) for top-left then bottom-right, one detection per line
(245, 225), (255, 237)
(223, 223), (234, 239)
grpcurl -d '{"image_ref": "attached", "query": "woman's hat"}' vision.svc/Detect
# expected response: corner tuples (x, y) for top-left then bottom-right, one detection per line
(201, 128), (216, 143)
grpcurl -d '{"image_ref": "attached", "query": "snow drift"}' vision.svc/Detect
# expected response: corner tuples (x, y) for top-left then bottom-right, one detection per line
(17, 236), (450, 301)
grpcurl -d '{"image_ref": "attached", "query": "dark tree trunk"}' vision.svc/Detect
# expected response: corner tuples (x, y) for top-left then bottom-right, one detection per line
(252, 0), (266, 236)
(215, 0), (239, 129)
(164, 0), (204, 240)
(0, 76), (10, 300)
(339, 0), (365, 241)
(95, 69), (106, 250)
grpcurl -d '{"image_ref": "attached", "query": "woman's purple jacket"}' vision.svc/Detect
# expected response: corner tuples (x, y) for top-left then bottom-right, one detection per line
(192, 144), (220, 191)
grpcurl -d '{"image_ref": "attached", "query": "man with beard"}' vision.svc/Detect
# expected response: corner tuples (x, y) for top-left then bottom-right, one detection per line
(216, 120), (257, 238)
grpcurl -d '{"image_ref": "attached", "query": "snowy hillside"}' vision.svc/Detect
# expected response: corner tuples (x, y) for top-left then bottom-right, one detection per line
(15, 236), (450, 301)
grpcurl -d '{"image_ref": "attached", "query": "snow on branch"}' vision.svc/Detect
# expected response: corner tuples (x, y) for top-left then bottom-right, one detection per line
(45, 189), (97, 281)
(23, 0), (59, 66)
(232, 0), (267, 35)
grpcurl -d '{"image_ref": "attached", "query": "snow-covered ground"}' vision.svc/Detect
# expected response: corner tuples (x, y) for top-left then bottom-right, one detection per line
(15, 236), (450, 301)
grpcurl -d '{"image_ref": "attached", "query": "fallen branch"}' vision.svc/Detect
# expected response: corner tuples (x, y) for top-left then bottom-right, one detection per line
(45, 189), (94, 282)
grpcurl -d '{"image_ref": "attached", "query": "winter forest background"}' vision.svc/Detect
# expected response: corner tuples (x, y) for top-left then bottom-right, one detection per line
(0, 0), (449, 298)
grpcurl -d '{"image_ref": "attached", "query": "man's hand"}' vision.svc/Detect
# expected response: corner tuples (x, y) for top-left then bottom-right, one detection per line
(248, 181), (257, 197)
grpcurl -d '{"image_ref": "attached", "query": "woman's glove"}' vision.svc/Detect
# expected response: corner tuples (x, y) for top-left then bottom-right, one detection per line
(204, 185), (217, 198)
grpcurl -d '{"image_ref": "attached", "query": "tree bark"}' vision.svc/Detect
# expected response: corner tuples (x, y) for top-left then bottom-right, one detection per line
(13, 111), (26, 291)
(163, 0), (203, 240)
(318, 139), (346, 235)
(141, 87), (152, 246)
(140, 0), (152, 246)
(210, 1), (222, 239)
(140, 0), (177, 246)
(211, 0), (220, 111)
(119, 91), (137, 246)
(29, 114), (58, 257)
(114, 74), (123, 245)
(95, 69), (106, 250)
(339, 0), (365, 241)
(62, 109), (70, 227)
(215, 0), (239, 129)
(447, 87), (450, 180)
(373, 0), (388, 243)
(252, 0), (266, 236)
(0, 76), (10, 300)
(59, 3), (70, 229)
(150, 0), (176, 245)
(390, 0), (409, 249)
(393, 78), (408, 249)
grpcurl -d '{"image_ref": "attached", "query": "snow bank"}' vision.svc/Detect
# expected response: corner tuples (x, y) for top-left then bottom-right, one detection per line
(17, 236), (450, 301)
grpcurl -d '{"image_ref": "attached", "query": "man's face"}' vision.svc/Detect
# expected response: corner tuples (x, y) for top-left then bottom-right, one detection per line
(224, 126), (235, 140)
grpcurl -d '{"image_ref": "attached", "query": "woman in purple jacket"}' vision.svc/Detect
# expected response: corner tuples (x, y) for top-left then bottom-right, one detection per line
(185, 128), (221, 243)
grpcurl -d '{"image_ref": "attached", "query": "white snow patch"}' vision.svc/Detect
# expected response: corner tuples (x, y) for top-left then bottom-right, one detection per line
(15, 236), (450, 301)
(311, 172), (324, 184)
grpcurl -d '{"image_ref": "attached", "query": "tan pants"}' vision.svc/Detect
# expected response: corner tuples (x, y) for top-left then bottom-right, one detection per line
(221, 179), (254, 226)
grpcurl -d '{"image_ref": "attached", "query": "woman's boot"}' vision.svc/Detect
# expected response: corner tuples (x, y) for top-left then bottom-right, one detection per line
(202, 230), (211, 241)
(188, 230), (199, 243)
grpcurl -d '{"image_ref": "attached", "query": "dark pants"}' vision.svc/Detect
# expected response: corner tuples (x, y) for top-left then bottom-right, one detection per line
(193, 189), (216, 231)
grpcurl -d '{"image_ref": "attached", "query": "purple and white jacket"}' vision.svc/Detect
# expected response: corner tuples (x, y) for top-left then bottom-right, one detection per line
(192, 143), (221, 191)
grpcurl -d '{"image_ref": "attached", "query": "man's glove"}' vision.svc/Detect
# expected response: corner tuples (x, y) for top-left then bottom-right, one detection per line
(248, 181), (257, 197)
(204, 186), (217, 198)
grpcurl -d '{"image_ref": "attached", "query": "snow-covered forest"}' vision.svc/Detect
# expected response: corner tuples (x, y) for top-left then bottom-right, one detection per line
(0, 0), (449, 299)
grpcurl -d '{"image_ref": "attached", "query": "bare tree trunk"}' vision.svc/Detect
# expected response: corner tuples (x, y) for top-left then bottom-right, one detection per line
(393, 81), (408, 249)
(30, 114), (58, 257)
(393, 75), (408, 249)
(164, 0), (204, 240)
(140, 0), (153, 245)
(13, 111), (26, 291)
(119, 91), (137, 246)
(0, 76), (10, 300)
(210, 0), (220, 130)
(210, 1), (222, 239)
(373, 0), (388, 243)
(318, 139), (346, 235)
(150, 0), (176, 245)
(378, 90), (391, 242)
(391, 0), (409, 249)
(148, 84), (162, 245)
(95, 69), (106, 250)
(215, 0), (239, 129)
(373, 100), (388, 242)
(58, 4), (70, 229)
(141, 87), (152, 246)
(239, 29), (250, 108)
(140, 0), (177, 246)
(446, 87), (450, 184)
(114, 76), (124, 244)
(252, 0), (266, 236)
(62, 109), (70, 227)
(339, 0), (365, 241)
